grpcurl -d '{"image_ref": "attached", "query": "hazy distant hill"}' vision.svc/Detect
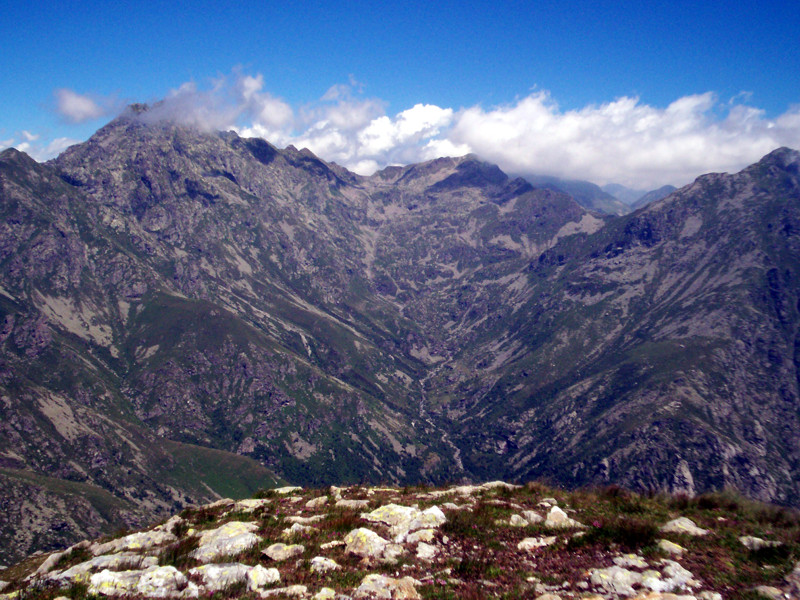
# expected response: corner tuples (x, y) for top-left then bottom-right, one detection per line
(631, 184), (679, 209)
(527, 174), (631, 215)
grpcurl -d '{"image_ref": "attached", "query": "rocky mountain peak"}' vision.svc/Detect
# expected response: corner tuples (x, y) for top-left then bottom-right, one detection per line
(1, 124), (800, 566)
(758, 146), (800, 169)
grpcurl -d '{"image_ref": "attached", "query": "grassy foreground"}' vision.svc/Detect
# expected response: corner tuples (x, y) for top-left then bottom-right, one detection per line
(1, 481), (798, 599)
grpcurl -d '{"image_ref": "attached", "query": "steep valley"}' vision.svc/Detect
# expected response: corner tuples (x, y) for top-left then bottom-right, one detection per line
(1, 106), (799, 564)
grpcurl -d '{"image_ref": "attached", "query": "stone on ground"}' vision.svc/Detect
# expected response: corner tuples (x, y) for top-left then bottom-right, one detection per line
(136, 566), (192, 598)
(739, 535), (781, 551)
(90, 530), (177, 556)
(590, 566), (643, 596)
(660, 517), (708, 536)
(353, 573), (421, 599)
(262, 543), (305, 562)
(416, 542), (438, 560)
(544, 506), (585, 529)
(261, 584), (307, 597)
(658, 539), (685, 556)
(518, 536), (557, 551)
(190, 521), (261, 563)
(344, 528), (390, 559)
(189, 563), (250, 592)
(336, 499), (371, 509)
(88, 569), (143, 597)
(310, 557), (340, 573)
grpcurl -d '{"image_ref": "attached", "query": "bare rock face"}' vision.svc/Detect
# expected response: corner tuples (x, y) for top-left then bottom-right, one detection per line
(1, 112), (800, 562)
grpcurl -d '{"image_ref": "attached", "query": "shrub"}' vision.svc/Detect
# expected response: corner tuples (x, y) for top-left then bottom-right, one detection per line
(567, 517), (658, 552)
(158, 535), (200, 569)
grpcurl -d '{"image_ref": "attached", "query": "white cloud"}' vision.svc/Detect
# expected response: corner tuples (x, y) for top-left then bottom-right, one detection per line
(55, 89), (109, 123)
(446, 92), (800, 188)
(44, 137), (81, 157)
(11, 133), (80, 161)
(34, 71), (800, 187)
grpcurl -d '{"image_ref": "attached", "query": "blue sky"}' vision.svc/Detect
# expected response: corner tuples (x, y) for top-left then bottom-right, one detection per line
(2, 0), (799, 188)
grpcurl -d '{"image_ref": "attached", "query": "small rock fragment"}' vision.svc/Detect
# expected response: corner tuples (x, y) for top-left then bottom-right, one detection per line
(406, 506), (446, 535)
(614, 554), (648, 568)
(522, 510), (543, 524)
(787, 561), (800, 595)
(509, 514), (529, 527)
(157, 515), (185, 535)
(382, 543), (406, 563)
(136, 566), (190, 598)
(49, 553), (157, 582)
(344, 528), (390, 559)
(753, 586), (783, 600)
(190, 521), (261, 563)
(306, 496), (328, 509)
(336, 499), (371, 509)
(88, 568), (142, 597)
(282, 523), (314, 538)
(659, 517), (708, 537)
(33, 551), (64, 576)
(190, 563), (275, 592)
(481, 481), (521, 491)
(261, 584), (308, 597)
(590, 566), (642, 596)
(310, 556), (340, 573)
(263, 543), (305, 562)
(517, 537), (557, 551)
(248, 565), (281, 590)
(661, 559), (698, 589)
(739, 535), (782, 551)
(90, 530), (177, 556)
(353, 574), (420, 599)
(416, 542), (438, 560)
(406, 529), (436, 544)
(658, 539), (685, 556)
(287, 515), (325, 525)
(544, 506), (584, 529)
(234, 499), (271, 512)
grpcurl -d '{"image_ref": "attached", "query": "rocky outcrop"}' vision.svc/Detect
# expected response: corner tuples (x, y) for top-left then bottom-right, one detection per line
(2, 481), (798, 600)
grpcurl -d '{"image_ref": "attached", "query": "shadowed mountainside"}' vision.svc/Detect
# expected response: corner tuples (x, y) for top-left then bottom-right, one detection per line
(1, 106), (799, 563)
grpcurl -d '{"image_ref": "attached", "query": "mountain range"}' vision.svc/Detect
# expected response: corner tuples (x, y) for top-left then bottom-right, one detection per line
(1, 105), (799, 565)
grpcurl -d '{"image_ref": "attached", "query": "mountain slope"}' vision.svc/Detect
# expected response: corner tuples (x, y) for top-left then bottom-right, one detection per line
(2, 107), (799, 563)
(438, 148), (800, 505)
(631, 184), (678, 209)
(528, 174), (631, 215)
(0, 109), (598, 562)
